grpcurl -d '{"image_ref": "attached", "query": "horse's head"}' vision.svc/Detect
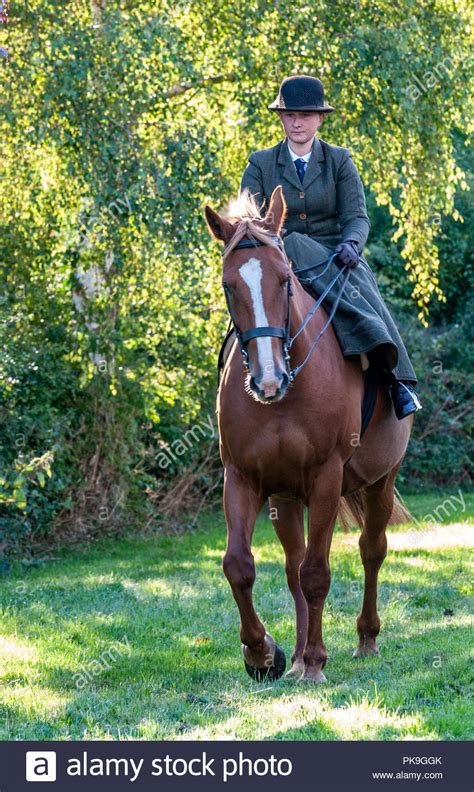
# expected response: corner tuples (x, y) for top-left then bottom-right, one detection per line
(205, 186), (292, 403)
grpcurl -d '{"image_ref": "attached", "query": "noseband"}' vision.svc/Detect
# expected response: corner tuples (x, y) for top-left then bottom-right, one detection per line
(222, 235), (351, 382)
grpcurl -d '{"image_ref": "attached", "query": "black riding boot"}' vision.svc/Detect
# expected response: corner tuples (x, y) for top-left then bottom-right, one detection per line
(367, 348), (422, 420)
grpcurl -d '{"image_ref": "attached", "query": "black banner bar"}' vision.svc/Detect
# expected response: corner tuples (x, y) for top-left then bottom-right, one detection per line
(0, 740), (471, 791)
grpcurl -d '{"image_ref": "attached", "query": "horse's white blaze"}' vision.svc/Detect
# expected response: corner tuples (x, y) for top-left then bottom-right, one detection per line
(238, 257), (275, 383)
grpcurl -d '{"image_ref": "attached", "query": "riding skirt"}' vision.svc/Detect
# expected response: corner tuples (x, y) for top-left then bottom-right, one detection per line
(283, 232), (417, 383)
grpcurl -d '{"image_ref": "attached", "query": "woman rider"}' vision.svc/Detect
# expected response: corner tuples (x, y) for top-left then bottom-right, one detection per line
(239, 74), (422, 419)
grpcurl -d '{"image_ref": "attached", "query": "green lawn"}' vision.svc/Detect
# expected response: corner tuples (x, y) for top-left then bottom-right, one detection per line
(0, 492), (472, 741)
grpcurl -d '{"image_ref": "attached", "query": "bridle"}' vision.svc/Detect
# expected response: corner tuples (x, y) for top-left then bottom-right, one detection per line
(222, 234), (351, 382)
(223, 236), (293, 376)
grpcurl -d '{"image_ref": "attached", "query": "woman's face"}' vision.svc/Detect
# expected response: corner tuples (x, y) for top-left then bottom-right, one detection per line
(278, 111), (324, 145)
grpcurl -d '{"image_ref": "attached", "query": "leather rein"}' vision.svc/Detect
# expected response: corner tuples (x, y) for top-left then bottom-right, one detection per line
(222, 235), (351, 382)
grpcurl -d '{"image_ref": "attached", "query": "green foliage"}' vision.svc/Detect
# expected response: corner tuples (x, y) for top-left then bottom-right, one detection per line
(0, 1), (472, 554)
(367, 131), (473, 488)
(396, 298), (473, 488)
(367, 130), (474, 322)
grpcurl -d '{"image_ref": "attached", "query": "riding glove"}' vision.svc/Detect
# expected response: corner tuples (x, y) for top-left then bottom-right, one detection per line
(335, 240), (360, 269)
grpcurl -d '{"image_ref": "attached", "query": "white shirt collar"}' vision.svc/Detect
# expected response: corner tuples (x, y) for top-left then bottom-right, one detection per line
(287, 138), (314, 162)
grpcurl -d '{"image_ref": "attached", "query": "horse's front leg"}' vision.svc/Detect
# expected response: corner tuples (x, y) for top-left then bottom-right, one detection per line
(270, 495), (308, 677)
(223, 465), (286, 681)
(300, 461), (343, 682)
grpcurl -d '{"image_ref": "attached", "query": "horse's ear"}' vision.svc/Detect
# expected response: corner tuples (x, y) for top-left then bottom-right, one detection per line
(204, 206), (235, 244)
(263, 186), (287, 235)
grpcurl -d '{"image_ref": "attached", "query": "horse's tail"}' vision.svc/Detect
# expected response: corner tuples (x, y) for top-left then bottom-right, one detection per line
(337, 486), (413, 532)
(338, 492), (365, 532)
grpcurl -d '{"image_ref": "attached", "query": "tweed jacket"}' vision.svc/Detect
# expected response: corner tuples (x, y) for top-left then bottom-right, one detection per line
(237, 136), (417, 383)
(239, 136), (370, 252)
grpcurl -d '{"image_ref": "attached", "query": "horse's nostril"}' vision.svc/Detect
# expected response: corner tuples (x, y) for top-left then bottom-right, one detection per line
(250, 368), (290, 401)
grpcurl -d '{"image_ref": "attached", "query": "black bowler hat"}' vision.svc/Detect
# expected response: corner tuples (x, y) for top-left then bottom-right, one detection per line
(269, 75), (334, 113)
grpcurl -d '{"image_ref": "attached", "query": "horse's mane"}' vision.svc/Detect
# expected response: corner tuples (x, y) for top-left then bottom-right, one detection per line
(222, 189), (279, 257)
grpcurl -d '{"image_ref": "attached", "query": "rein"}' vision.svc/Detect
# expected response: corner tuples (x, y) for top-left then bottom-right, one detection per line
(222, 235), (351, 382)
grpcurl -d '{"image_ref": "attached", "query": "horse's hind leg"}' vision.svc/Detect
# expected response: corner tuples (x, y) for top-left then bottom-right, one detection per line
(223, 466), (286, 681)
(270, 496), (308, 677)
(354, 469), (396, 657)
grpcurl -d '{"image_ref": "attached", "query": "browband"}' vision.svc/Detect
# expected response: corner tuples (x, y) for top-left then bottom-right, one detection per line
(224, 235), (283, 253)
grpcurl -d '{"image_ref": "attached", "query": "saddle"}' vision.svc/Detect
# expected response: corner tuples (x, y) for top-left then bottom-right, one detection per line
(217, 327), (379, 441)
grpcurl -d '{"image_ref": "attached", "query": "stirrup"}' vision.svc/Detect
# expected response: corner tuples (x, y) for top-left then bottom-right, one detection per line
(389, 381), (422, 420)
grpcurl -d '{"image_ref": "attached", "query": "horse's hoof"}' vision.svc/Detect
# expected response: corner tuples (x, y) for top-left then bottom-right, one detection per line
(300, 667), (327, 683)
(244, 643), (286, 682)
(285, 658), (305, 678)
(353, 641), (380, 658)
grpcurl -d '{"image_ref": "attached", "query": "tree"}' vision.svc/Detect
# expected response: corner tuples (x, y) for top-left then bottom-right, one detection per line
(0, 0), (471, 549)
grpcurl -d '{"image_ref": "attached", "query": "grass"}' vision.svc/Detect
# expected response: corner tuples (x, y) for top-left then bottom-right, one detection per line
(0, 492), (472, 741)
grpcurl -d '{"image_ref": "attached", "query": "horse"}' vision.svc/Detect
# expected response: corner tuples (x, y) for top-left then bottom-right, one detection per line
(204, 185), (413, 683)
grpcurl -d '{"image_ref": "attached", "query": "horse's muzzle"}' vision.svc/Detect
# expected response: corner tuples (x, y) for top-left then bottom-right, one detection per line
(249, 369), (290, 403)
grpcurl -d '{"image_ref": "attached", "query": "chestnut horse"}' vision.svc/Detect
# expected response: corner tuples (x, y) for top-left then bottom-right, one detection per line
(205, 186), (413, 682)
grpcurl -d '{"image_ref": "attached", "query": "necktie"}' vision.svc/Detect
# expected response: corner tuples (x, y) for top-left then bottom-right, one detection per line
(294, 158), (307, 184)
